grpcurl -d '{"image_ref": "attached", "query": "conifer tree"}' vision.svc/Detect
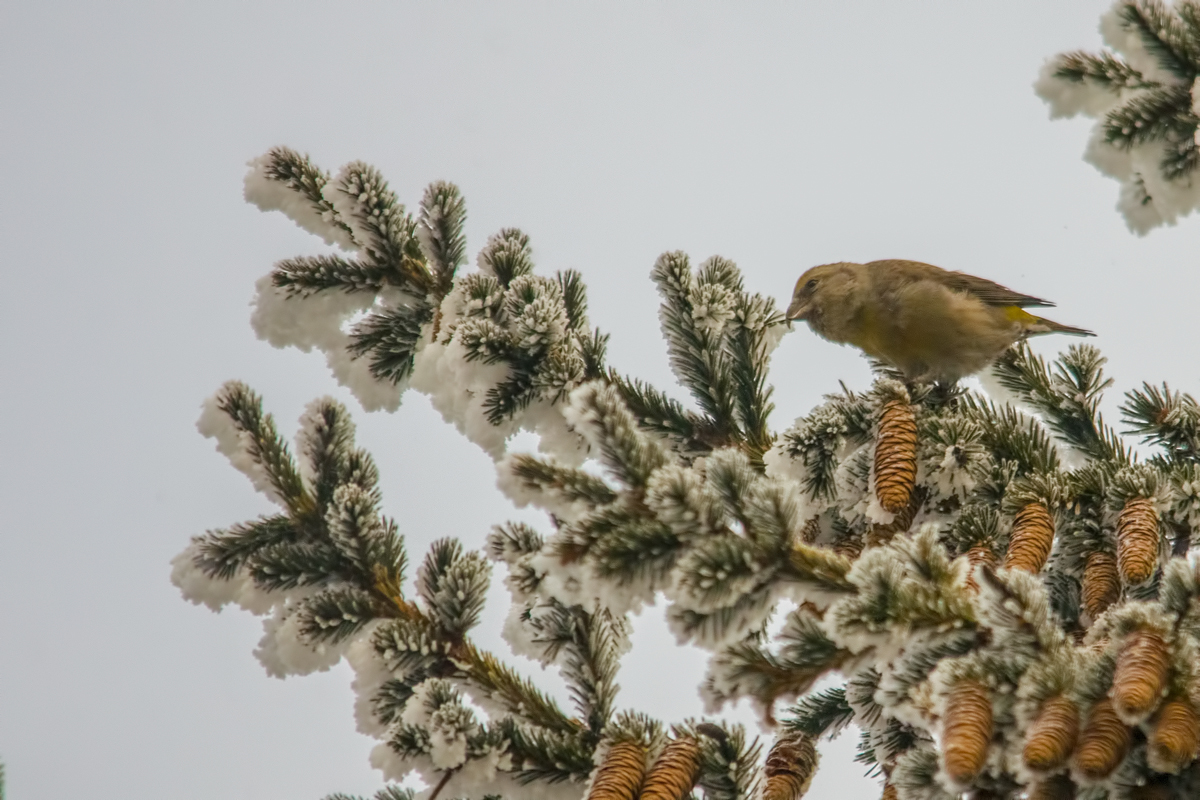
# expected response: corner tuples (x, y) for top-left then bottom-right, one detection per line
(176, 143), (1200, 799)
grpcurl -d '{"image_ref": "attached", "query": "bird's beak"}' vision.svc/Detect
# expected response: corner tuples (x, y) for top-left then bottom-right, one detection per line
(785, 299), (808, 321)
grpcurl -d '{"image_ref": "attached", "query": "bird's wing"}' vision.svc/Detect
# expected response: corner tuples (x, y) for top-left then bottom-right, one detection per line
(866, 259), (1056, 308)
(941, 271), (1055, 308)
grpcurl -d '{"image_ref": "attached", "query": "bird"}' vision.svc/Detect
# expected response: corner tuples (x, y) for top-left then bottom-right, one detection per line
(785, 259), (1094, 382)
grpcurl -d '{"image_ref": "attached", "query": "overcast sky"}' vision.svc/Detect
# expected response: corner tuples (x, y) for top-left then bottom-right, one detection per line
(3, 2), (1198, 799)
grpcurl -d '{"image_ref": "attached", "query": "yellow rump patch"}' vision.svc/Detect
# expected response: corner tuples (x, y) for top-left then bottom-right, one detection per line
(1003, 306), (1038, 324)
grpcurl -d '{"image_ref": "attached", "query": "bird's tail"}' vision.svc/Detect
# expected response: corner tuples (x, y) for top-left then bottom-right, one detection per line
(1027, 315), (1095, 337)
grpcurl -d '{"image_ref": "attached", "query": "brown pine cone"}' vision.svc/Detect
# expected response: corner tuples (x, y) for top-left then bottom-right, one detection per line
(762, 732), (820, 800)
(874, 399), (917, 515)
(639, 737), (702, 800)
(1111, 630), (1171, 723)
(1081, 551), (1120, 619)
(1116, 497), (1160, 585)
(1023, 695), (1080, 773)
(1147, 697), (1200, 774)
(941, 681), (993, 786)
(964, 543), (997, 591)
(1073, 697), (1132, 780)
(832, 531), (865, 560)
(866, 487), (926, 547)
(1003, 502), (1055, 574)
(588, 740), (647, 800)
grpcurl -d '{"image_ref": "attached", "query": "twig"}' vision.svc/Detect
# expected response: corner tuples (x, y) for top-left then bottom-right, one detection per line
(428, 768), (457, 800)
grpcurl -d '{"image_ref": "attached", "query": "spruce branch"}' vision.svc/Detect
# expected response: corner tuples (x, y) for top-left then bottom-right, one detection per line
(651, 252), (738, 438)
(272, 254), (396, 295)
(417, 539), (491, 637)
(607, 371), (718, 454)
(783, 686), (855, 739)
(512, 599), (625, 738)
(298, 586), (378, 643)
(1160, 131), (1200, 179)
(1039, 2), (1200, 228)
(417, 181), (467, 295)
(557, 269), (590, 332)
(1116, 0), (1200, 80)
(1052, 50), (1158, 89)
(727, 296), (784, 464)
(568, 381), (672, 489)
(588, 515), (681, 585)
(567, 610), (624, 737)
(192, 515), (297, 579)
(330, 162), (430, 292)
(348, 300), (434, 384)
(705, 611), (850, 715)
(783, 541), (855, 594)
(501, 719), (594, 784)
(253, 146), (357, 244)
(299, 398), (361, 513)
(478, 228), (534, 287)
(1122, 382), (1200, 462)
(1104, 84), (1195, 149)
(454, 641), (586, 736)
(580, 328), (610, 380)
(486, 521), (544, 565)
(688, 722), (763, 800)
(326, 483), (386, 572)
(247, 540), (347, 591)
(960, 395), (1060, 476)
(990, 343), (1127, 463)
(506, 454), (619, 506)
(554, 503), (655, 566)
(669, 586), (779, 646)
(776, 389), (873, 502)
(213, 382), (313, 516)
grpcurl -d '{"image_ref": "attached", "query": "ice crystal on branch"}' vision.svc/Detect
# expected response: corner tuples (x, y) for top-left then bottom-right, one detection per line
(1037, 0), (1200, 233)
(181, 150), (1200, 799)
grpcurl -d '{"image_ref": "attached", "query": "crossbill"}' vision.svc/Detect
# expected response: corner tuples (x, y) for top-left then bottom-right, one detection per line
(785, 259), (1093, 382)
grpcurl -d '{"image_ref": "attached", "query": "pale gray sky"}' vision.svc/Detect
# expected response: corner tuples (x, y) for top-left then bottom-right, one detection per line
(3, 2), (1197, 799)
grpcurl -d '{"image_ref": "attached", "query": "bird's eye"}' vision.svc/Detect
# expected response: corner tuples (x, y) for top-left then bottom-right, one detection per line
(805, 279), (818, 292)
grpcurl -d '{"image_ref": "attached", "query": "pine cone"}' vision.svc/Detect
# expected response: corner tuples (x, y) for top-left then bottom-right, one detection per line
(867, 487), (925, 547)
(588, 741), (647, 800)
(1147, 697), (1200, 774)
(1081, 551), (1120, 619)
(762, 732), (819, 800)
(1111, 630), (1171, 723)
(833, 532), (865, 560)
(1116, 497), (1160, 585)
(1023, 695), (1080, 773)
(964, 544), (997, 591)
(1073, 697), (1131, 780)
(1003, 502), (1055, 574)
(639, 737), (702, 800)
(1027, 774), (1076, 800)
(941, 681), (993, 786)
(874, 399), (917, 515)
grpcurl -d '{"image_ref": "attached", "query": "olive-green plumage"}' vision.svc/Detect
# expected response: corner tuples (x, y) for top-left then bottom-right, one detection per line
(786, 259), (1093, 381)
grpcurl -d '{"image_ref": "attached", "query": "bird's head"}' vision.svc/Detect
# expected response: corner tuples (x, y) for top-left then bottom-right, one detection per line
(786, 262), (864, 337)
